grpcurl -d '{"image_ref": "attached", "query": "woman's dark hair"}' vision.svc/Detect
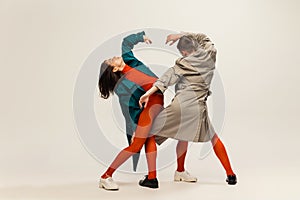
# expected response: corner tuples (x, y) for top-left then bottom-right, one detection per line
(98, 61), (121, 99)
(177, 36), (197, 53)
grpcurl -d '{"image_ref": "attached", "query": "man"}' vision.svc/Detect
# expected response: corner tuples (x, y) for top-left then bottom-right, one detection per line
(140, 32), (237, 185)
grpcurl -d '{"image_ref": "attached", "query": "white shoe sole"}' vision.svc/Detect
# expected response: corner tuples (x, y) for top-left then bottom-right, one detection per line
(174, 177), (197, 182)
(99, 183), (119, 191)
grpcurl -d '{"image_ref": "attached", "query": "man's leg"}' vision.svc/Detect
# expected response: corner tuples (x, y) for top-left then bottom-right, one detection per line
(174, 140), (197, 182)
(176, 140), (188, 172)
(211, 134), (237, 185)
(211, 134), (235, 175)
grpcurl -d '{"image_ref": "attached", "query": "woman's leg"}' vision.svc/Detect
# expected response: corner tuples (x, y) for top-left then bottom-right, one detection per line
(101, 95), (163, 179)
(139, 97), (163, 179)
(101, 137), (146, 178)
(211, 134), (235, 176)
(145, 136), (157, 179)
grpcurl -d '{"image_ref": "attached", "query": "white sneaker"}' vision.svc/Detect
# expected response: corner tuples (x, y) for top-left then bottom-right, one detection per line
(99, 177), (119, 190)
(174, 171), (197, 182)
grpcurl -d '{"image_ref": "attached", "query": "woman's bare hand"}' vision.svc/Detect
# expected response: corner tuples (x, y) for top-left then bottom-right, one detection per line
(143, 35), (152, 44)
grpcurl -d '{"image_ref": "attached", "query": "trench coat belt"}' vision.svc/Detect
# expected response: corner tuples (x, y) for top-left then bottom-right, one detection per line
(204, 90), (212, 101)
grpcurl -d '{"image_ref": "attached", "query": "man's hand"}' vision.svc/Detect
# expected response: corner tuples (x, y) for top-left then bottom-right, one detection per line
(139, 86), (159, 108)
(139, 93), (150, 108)
(165, 33), (184, 46)
(143, 35), (152, 44)
(131, 132), (136, 144)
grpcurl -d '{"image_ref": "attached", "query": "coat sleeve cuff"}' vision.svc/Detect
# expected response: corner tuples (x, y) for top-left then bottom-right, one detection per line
(136, 31), (146, 42)
(154, 81), (167, 93)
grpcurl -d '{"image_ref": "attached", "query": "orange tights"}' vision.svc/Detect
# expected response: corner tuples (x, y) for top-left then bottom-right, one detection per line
(176, 134), (234, 175)
(101, 94), (163, 180)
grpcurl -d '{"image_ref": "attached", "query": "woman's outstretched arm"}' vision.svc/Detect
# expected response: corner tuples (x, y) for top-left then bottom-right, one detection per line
(121, 31), (152, 67)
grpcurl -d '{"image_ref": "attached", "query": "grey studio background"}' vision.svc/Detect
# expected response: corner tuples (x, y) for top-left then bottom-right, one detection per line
(0, 0), (299, 200)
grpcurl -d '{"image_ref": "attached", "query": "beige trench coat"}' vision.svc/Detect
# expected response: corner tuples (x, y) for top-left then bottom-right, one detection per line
(151, 33), (217, 145)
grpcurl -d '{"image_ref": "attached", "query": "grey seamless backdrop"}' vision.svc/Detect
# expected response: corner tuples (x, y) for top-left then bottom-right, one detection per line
(0, 0), (300, 199)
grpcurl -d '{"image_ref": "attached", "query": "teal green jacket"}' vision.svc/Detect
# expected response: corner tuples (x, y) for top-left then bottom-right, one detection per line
(114, 31), (158, 171)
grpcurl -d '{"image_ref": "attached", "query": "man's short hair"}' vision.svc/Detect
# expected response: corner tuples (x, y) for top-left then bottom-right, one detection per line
(177, 36), (197, 53)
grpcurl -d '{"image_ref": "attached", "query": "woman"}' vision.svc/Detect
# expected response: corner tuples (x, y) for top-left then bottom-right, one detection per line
(98, 31), (162, 190)
(139, 32), (237, 185)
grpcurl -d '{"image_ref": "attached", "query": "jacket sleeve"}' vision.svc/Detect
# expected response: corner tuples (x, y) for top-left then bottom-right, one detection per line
(121, 31), (146, 67)
(185, 32), (217, 62)
(154, 64), (181, 93)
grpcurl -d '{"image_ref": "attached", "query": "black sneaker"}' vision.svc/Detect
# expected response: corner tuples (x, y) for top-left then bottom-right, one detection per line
(226, 174), (237, 185)
(139, 175), (159, 189)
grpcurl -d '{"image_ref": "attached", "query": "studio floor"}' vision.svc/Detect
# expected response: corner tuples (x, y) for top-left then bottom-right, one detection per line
(1, 125), (299, 200)
(0, 168), (299, 200)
